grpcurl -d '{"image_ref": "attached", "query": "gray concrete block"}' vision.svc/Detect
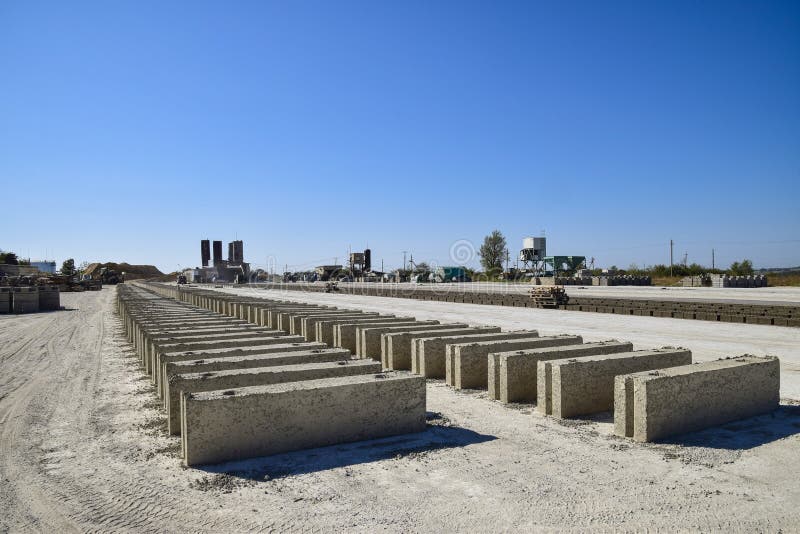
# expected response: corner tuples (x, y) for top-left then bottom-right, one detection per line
(316, 315), (400, 345)
(155, 339), (317, 397)
(335, 319), (418, 351)
(384, 326), (499, 371)
(449, 337), (569, 390)
(493, 341), (633, 404)
(166, 359), (380, 434)
(302, 313), (377, 341)
(11, 287), (39, 313)
(614, 355), (779, 442)
(413, 330), (531, 378)
(180, 374), (426, 466)
(357, 322), (445, 359)
(538, 348), (692, 418)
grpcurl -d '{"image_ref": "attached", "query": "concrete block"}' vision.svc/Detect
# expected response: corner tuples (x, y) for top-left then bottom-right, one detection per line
(413, 330), (531, 378)
(155, 339), (317, 397)
(302, 313), (377, 341)
(449, 337), (579, 390)
(316, 315), (400, 345)
(11, 287), (39, 313)
(538, 348), (692, 418)
(614, 355), (779, 442)
(383, 326), (490, 371)
(336, 320), (421, 353)
(166, 359), (381, 434)
(38, 286), (60, 311)
(357, 322), (445, 359)
(0, 287), (10, 313)
(492, 341), (634, 403)
(180, 374), (426, 466)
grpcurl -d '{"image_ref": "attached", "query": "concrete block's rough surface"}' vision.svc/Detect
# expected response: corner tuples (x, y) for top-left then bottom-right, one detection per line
(358, 322), (446, 359)
(448, 337), (563, 390)
(336, 320), (420, 353)
(180, 374), (426, 466)
(0, 287), (11, 314)
(316, 315), (399, 345)
(382, 326), (480, 371)
(302, 313), (376, 341)
(156, 340), (322, 398)
(166, 359), (380, 434)
(167, 348), (351, 378)
(538, 348), (692, 418)
(493, 341), (634, 403)
(414, 330), (531, 378)
(38, 286), (61, 311)
(614, 355), (780, 442)
(11, 287), (39, 313)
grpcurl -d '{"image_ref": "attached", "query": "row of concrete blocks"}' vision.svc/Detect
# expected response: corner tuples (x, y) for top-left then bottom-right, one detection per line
(118, 283), (426, 466)
(370, 323), (780, 442)
(243, 282), (798, 327)
(168, 283), (783, 444)
(0, 286), (60, 313)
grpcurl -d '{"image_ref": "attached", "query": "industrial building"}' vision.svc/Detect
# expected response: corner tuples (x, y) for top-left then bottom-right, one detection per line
(189, 239), (250, 283)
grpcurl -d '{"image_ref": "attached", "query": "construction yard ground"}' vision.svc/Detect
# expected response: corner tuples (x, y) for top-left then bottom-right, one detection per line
(1, 287), (798, 531)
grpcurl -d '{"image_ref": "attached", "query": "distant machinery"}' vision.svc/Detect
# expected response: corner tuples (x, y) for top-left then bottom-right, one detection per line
(349, 248), (372, 279)
(519, 236), (547, 275)
(519, 236), (585, 276)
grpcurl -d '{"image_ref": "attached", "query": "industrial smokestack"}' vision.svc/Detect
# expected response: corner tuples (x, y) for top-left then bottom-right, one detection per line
(201, 240), (210, 267)
(213, 241), (223, 263)
(364, 248), (371, 272)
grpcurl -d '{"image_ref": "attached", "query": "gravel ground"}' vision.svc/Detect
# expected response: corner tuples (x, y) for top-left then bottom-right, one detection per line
(1, 287), (798, 532)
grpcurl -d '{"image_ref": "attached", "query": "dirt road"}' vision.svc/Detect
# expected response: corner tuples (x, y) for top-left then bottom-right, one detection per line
(1, 288), (799, 532)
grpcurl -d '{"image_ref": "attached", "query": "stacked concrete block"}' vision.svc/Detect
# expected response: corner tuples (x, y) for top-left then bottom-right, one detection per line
(614, 355), (779, 442)
(117, 283), (428, 465)
(315, 315), (403, 345)
(356, 322), (450, 360)
(0, 287), (10, 313)
(301, 312), (378, 341)
(446, 336), (583, 390)
(335, 319), (421, 354)
(180, 374), (426, 466)
(156, 340), (320, 398)
(11, 286), (39, 313)
(490, 341), (634, 404)
(165, 359), (381, 434)
(37, 286), (61, 311)
(412, 330), (531, 378)
(537, 348), (692, 418)
(383, 326), (500, 371)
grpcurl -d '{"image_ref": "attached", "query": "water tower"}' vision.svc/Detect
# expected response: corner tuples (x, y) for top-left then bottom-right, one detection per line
(519, 236), (546, 275)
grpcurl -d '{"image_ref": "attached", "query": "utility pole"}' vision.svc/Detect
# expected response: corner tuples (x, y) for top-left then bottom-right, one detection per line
(670, 239), (674, 277)
(381, 259), (384, 273)
(505, 249), (510, 274)
(402, 251), (407, 272)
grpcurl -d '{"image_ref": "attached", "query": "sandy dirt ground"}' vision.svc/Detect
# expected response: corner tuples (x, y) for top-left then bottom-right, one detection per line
(1, 288), (799, 532)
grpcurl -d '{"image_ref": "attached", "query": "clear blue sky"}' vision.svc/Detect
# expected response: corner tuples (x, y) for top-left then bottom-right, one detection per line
(2, 1), (799, 273)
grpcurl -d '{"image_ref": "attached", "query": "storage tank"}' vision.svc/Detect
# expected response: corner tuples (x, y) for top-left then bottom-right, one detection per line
(521, 236), (546, 260)
(364, 249), (371, 272)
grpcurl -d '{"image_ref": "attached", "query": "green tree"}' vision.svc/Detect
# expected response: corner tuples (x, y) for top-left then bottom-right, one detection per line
(413, 261), (430, 273)
(1, 252), (19, 265)
(730, 259), (754, 276)
(61, 258), (77, 277)
(479, 230), (506, 275)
